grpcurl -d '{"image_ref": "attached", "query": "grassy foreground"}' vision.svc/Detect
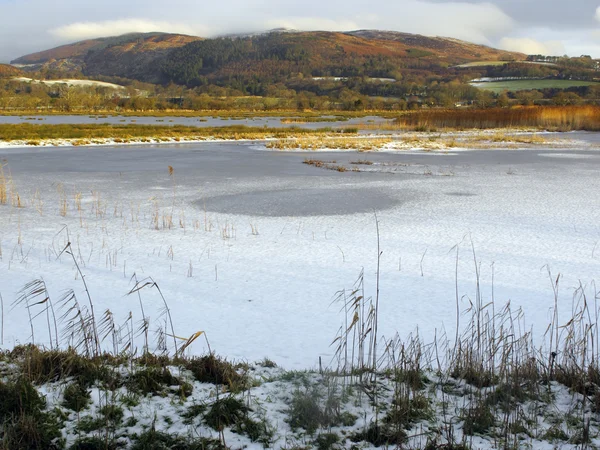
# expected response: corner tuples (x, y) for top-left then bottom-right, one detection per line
(471, 79), (599, 93)
(2, 258), (600, 449)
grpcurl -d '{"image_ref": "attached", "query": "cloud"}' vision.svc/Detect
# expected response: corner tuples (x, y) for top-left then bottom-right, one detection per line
(264, 17), (359, 32)
(385, 1), (514, 45)
(49, 19), (204, 40)
(499, 37), (565, 55)
(2, 0), (598, 61)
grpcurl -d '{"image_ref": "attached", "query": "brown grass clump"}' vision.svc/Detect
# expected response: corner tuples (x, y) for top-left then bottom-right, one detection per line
(303, 159), (352, 172)
(9, 345), (122, 387)
(180, 354), (246, 391)
(268, 137), (392, 151)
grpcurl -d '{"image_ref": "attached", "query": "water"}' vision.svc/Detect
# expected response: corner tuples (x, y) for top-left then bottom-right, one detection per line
(0, 114), (389, 130)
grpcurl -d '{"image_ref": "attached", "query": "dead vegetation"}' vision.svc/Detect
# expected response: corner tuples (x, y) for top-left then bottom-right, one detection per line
(392, 105), (600, 131)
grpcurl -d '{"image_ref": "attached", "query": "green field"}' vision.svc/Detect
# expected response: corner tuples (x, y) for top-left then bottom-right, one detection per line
(456, 60), (511, 68)
(457, 60), (556, 68)
(470, 79), (599, 93)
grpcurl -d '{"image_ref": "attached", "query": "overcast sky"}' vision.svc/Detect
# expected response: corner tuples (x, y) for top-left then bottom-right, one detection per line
(1, 0), (600, 62)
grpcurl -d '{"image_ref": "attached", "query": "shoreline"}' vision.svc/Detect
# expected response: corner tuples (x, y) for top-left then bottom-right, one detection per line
(0, 129), (592, 152)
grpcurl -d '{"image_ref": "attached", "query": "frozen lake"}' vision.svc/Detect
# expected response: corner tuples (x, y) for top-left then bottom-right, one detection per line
(0, 114), (388, 130)
(0, 141), (599, 368)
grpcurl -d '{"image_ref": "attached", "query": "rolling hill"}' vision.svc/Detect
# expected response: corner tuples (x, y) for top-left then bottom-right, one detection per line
(12, 30), (524, 86)
(0, 63), (24, 77)
(12, 32), (203, 83)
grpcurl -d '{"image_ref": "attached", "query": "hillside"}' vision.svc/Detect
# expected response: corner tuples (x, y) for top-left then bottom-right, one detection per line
(12, 30), (523, 87)
(0, 63), (23, 77)
(12, 38), (103, 65)
(160, 31), (524, 87)
(347, 30), (518, 60)
(12, 32), (203, 82)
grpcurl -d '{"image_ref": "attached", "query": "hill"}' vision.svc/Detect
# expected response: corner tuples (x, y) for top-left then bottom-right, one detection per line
(12, 32), (203, 83)
(346, 30), (517, 60)
(0, 64), (23, 77)
(12, 30), (523, 87)
(160, 30), (524, 87)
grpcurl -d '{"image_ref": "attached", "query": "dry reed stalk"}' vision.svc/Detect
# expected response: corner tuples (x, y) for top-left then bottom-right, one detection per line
(394, 106), (600, 131)
(0, 164), (7, 205)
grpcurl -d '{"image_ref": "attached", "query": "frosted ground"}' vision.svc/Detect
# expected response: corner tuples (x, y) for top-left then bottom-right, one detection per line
(0, 139), (599, 368)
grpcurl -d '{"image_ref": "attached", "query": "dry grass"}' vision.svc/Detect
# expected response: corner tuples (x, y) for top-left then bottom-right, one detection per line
(267, 136), (392, 151)
(392, 106), (600, 131)
(0, 163), (21, 207)
(280, 117), (347, 124)
(0, 164), (7, 205)
(0, 124), (356, 143)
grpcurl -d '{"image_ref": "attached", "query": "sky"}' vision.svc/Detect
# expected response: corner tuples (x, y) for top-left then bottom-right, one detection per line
(1, 0), (600, 62)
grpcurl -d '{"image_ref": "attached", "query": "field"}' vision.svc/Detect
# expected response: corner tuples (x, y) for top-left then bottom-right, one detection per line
(456, 61), (556, 68)
(455, 60), (511, 68)
(470, 78), (600, 92)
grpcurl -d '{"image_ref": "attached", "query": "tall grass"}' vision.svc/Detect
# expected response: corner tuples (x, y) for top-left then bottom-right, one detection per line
(327, 237), (600, 447)
(394, 106), (600, 131)
(0, 123), (356, 142)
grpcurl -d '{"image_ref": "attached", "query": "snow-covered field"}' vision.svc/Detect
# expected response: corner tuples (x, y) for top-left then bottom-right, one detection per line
(12, 77), (126, 90)
(0, 141), (599, 369)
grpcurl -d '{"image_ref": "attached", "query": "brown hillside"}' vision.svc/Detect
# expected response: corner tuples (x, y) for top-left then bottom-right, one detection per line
(83, 34), (203, 82)
(347, 30), (524, 61)
(161, 30), (525, 87)
(11, 33), (203, 82)
(12, 39), (103, 65)
(11, 30), (525, 86)
(0, 64), (23, 77)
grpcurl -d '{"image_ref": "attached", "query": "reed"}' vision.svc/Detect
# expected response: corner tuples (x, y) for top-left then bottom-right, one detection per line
(268, 136), (392, 151)
(0, 123), (356, 143)
(393, 105), (600, 131)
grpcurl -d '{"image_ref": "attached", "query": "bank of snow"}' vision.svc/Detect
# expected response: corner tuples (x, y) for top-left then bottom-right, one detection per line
(12, 77), (126, 90)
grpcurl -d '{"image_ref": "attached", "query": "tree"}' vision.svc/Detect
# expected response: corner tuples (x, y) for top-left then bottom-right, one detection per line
(496, 92), (510, 108)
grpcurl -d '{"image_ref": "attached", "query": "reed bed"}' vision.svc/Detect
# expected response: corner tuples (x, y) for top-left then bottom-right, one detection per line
(280, 117), (349, 124)
(266, 136), (393, 151)
(0, 123), (355, 143)
(393, 106), (600, 131)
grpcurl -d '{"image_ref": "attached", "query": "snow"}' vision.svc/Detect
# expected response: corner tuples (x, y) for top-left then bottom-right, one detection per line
(0, 140), (599, 371)
(12, 77), (126, 90)
(19, 362), (600, 449)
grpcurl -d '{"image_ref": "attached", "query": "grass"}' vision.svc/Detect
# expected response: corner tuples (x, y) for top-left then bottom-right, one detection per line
(126, 366), (185, 396)
(471, 79), (599, 93)
(0, 377), (64, 449)
(0, 123), (357, 143)
(302, 159), (350, 173)
(393, 105), (600, 131)
(180, 354), (247, 392)
(130, 428), (223, 450)
(62, 381), (91, 412)
(267, 136), (392, 151)
(280, 117), (348, 123)
(455, 61), (512, 68)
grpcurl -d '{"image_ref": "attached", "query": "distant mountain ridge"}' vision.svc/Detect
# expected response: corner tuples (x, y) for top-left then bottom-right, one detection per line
(10, 30), (524, 86)
(11, 33), (203, 82)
